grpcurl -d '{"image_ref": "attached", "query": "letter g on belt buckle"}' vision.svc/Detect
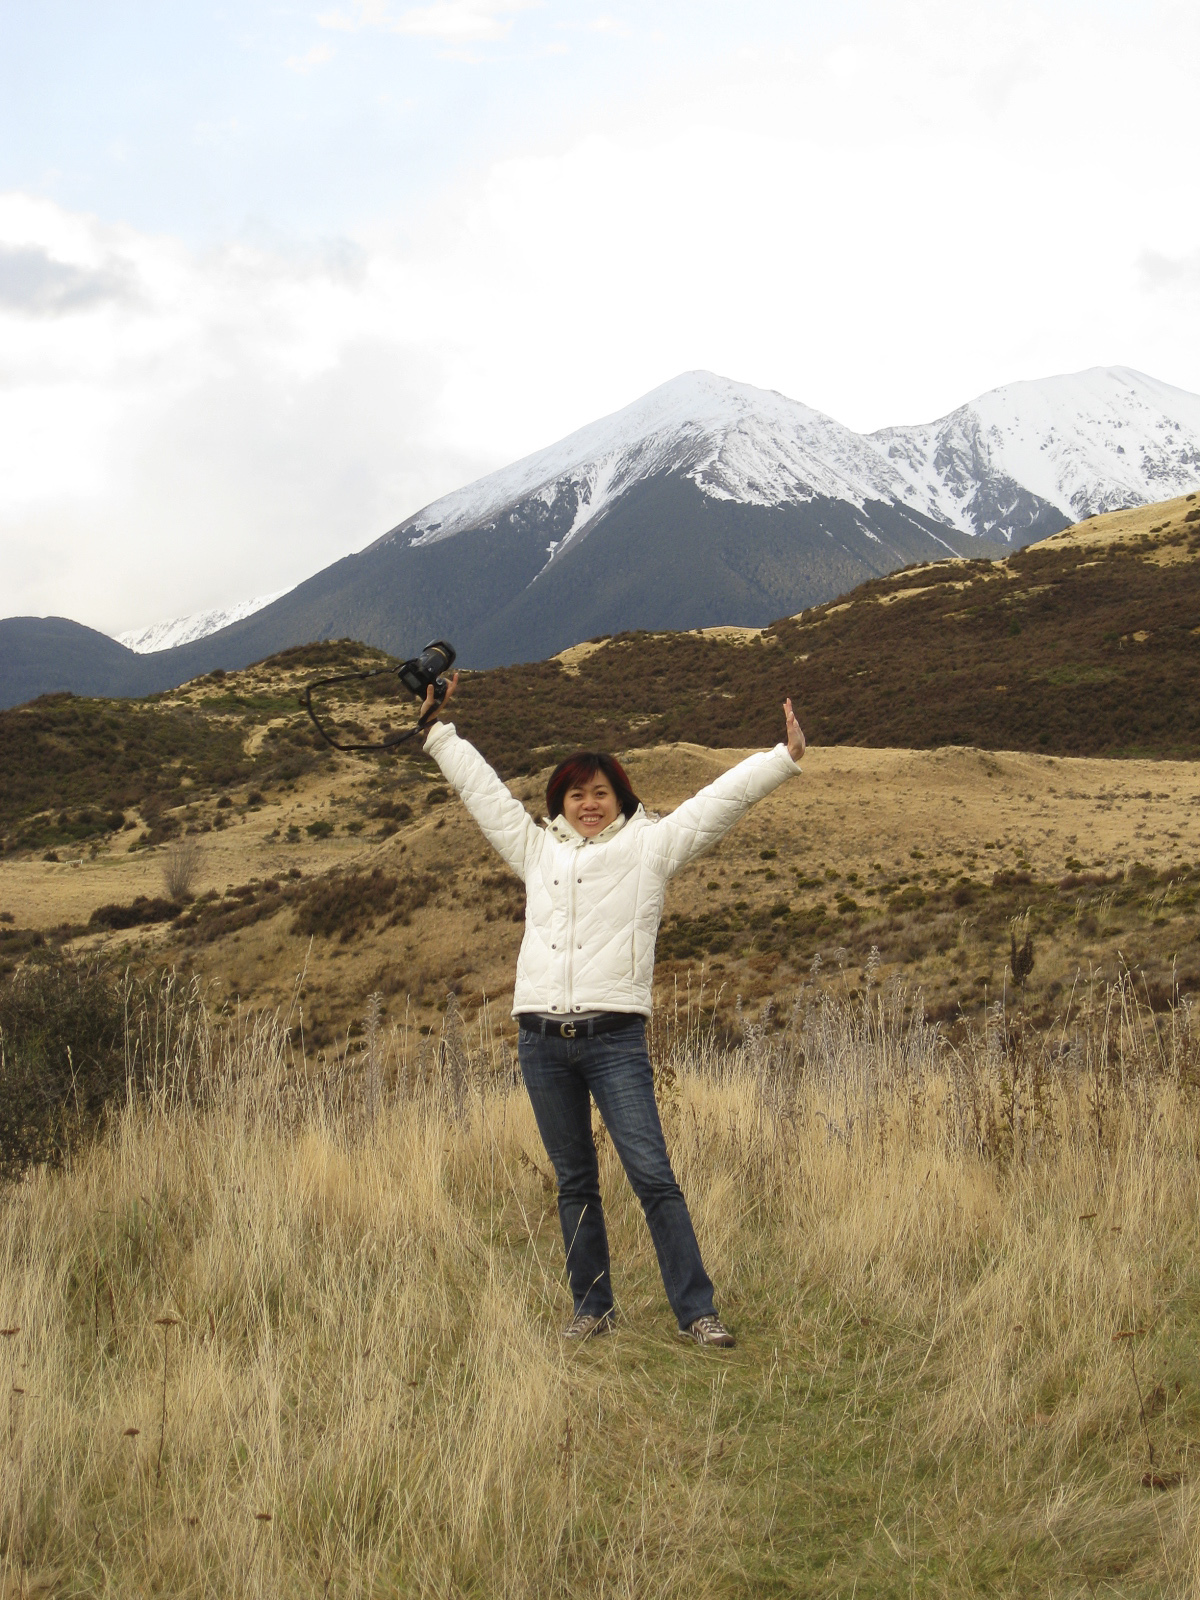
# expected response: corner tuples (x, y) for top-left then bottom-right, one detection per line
(560, 1022), (577, 1038)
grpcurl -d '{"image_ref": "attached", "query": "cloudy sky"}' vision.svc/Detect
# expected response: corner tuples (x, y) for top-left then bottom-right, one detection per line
(2, 0), (1198, 637)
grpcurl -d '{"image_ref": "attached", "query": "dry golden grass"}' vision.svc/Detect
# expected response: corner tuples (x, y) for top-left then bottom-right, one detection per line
(2, 976), (1200, 1595)
(7, 735), (1200, 1047)
(1037, 495), (1200, 555)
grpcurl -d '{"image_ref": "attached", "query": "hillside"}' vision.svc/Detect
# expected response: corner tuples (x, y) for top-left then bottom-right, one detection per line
(452, 491), (1200, 772)
(2, 496), (1200, 1049)
(5, 492), (1198, 831)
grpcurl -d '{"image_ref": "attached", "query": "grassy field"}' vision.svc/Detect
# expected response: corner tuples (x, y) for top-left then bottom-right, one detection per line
(4, 495), (1200, 1593)
(4, 496), (1200, 1051)
(4, 730), (1200, 1051)
(1, 973), (1199, 1596)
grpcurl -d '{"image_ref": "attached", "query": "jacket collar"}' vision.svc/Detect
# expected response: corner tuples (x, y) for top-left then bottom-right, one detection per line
(545, 808), (639, 848)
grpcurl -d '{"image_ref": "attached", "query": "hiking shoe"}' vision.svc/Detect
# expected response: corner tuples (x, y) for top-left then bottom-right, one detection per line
(678, 1315), (735, 1349)
(562, 1311), (614, 1342)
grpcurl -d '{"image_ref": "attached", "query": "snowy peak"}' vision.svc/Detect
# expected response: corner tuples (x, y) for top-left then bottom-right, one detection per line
(381, 372), (908, 569)
(874, 366), (1200, 538)
(118, 591), (285, 655)
(383, 366), (1200, 560)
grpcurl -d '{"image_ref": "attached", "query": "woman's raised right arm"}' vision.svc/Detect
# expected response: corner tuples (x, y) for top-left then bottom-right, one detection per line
(424, 720), (541, 880)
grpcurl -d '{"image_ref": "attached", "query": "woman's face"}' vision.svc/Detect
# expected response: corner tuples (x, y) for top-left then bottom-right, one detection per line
(562, 774), (620, 837)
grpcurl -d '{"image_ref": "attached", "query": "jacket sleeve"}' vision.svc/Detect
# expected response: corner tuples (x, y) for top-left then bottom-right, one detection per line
(424, 722), (541, 881)
(641, 744), (800, 879)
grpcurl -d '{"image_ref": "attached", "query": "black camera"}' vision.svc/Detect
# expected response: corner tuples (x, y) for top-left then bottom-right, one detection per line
(303, 638), (457, 753)
(396, 639), (456, 703)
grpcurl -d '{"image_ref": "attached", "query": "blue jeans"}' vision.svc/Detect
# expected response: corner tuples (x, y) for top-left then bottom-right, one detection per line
(517, 1016), (716, 1329)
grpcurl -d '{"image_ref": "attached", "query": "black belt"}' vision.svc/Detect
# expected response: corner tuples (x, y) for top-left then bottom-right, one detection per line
(516, 1012), (643, 1039)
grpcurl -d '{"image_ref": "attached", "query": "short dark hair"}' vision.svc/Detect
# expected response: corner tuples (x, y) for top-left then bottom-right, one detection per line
(546, 752), (641, 821)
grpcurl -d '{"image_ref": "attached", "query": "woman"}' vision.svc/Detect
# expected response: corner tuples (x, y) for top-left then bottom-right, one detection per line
(421, 677), (805, 1347)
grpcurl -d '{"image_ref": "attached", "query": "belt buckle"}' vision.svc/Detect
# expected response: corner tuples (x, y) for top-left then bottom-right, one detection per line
(560, 1021), (577, 1038)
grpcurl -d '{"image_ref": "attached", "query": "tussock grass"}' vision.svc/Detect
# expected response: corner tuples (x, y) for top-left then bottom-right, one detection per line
(2, 976), (1200, 1596)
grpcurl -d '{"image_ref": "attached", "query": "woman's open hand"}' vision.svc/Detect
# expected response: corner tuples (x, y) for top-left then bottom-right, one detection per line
(784, 698), (805, 762)
(421, 670), (459, 729)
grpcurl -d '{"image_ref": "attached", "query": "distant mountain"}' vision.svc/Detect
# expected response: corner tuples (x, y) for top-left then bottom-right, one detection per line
(874, 367), (1200, 535)
(117, 590), (284, 654)
(0, 617), (150, 708)
(389, 366), (1072, 558)
(5, 365), (1200, 709)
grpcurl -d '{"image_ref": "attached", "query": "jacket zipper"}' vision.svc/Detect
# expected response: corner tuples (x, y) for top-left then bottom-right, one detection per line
(565, 857), (576, 1013)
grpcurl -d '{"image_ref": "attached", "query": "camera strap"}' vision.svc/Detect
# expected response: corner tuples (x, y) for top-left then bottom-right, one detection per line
(303, 667), (441, 753)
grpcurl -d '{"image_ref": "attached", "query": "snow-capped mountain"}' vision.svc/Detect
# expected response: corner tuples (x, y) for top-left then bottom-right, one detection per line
(875, 367), (1200, 538)
(117, 591), (285, 654)
(386, 365), (1200, 567)
(14, 363), (1200, 708)
(108, 367), (1200, 664)
(395, 371), (913, 562)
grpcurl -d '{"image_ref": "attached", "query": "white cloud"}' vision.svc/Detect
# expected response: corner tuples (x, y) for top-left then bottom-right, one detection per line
(285, 42), (336, 72)
(0, 195), (492, 633)
(318, 0), (539, 42)
(3, 1), (1200, 638)
(378, 0), (1200, 440)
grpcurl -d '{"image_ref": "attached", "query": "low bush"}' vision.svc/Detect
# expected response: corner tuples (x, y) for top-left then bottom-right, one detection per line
(89, 897), (182, 931)
(0, 925), (47, 981)
(291, 867), (438, 942)
(0, 957), (127, 1176)
(371, 799), (413, 822)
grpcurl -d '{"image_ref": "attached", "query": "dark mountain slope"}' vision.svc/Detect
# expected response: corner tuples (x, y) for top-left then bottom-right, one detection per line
(1, 474), (1005, 707)
(435, 475), (1006, 665)
(0, 617), (150, 707)
(446, 494), (1200, 774)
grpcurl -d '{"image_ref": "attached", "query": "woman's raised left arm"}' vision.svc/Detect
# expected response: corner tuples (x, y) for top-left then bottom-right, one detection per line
(642, 699), (804, 879)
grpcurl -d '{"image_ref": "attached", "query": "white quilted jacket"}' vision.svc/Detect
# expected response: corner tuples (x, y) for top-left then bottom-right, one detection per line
(425, 722), (800, 1018)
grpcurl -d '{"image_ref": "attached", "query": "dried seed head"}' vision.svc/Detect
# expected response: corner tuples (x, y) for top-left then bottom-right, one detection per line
(0, 1327), (19, 1338)
(155, 1316), (180, 1328)
(255, 1510), (273, 1522)
(124, 1427), (140, 1437)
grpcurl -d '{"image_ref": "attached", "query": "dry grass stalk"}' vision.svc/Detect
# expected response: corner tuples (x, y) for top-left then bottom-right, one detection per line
(0, 971), (1198, 1594)
(161, 838), (201, 902)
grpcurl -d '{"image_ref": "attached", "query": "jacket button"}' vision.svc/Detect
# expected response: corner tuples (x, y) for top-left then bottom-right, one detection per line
(554, 879), (558, 885)
(551, 943), (556, 949)
(577, 878), (582, 884)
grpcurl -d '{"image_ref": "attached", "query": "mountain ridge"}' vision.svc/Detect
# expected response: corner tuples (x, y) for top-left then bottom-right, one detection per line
(383, 364), (1200, 561)
(5, 365), (1200, 709)
(115, 365), (1200, 661)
